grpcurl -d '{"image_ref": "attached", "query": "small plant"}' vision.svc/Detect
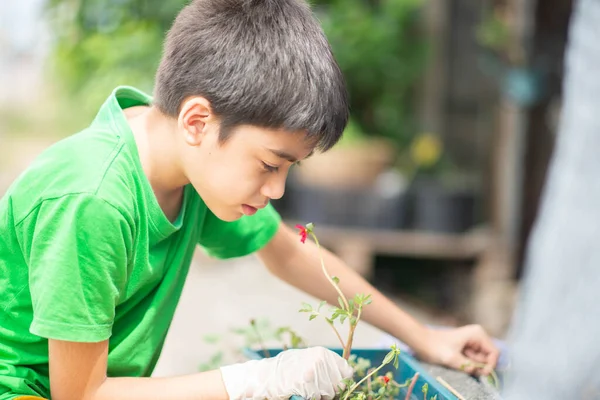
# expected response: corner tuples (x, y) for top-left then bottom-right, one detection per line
(460, 361), (501, 390)
(296, 222), (432, 400)
(199, 318), (309, 372)
(421, 383), (428, 400)
(276, 326), (307, 350)
(296, 223), (371, 361)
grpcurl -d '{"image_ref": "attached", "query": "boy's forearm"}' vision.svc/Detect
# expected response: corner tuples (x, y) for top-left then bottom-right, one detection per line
(264, 239), (431, 355)
(91, 370), (229, 400)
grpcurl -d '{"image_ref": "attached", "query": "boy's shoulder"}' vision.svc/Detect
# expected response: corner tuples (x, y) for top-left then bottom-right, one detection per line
(6, 87), (152, 224)
(7, 125), (139, 225)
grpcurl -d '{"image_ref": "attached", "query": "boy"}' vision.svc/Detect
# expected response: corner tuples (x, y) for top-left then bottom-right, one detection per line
(0, 0), (499, 399)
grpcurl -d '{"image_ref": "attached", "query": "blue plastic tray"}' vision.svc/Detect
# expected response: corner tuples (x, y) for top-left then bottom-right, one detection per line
(243, 347), (458, 400)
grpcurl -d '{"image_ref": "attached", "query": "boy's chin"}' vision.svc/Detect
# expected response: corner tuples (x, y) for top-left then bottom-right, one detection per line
(209, 205), (245, 222)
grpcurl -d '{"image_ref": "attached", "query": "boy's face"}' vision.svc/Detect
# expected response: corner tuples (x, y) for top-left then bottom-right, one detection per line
(182, 122), (314, 222)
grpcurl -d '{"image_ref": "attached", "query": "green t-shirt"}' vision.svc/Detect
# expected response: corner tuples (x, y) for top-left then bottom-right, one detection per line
(0, 86), (281, 399)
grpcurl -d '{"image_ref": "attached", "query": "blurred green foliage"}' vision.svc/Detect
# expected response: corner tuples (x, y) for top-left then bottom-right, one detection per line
(45, 0), (427, 146)
(316, 0), (427, 146)
(45, 0), (183, 118)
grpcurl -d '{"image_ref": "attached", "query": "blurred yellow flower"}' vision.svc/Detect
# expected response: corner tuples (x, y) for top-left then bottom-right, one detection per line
(410, 133), (442, 168)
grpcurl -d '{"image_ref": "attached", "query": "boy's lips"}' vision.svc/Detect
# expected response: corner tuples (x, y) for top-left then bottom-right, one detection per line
(242, 204), (259, 216)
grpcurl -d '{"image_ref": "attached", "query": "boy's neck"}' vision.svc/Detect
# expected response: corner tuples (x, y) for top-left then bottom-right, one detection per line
(125, 105), (188, 221)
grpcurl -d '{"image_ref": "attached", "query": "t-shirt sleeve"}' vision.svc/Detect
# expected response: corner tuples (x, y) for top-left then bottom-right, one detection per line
(198, 203), (281, 259)
(21, 194), (132, 342)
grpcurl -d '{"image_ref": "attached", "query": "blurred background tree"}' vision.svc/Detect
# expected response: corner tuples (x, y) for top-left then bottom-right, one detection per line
(44, 0), (428, 148)
(315, 0), (427, 148)
(45, 0), (185, 118)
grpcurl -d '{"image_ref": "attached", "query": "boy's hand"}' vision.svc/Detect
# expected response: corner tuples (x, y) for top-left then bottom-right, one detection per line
(416, 325), (500, 376)
(220, 346), (354, 400)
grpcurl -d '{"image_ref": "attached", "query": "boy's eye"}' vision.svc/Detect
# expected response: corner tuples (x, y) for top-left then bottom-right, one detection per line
(261, 162), (279, 173)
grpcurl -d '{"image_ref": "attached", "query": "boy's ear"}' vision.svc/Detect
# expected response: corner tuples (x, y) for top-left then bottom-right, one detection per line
(178, 96), (217, 146)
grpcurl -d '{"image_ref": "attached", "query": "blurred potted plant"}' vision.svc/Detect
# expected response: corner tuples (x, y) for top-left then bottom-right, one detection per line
(406, 133), (479, 233)
(294, 118), (395, 190)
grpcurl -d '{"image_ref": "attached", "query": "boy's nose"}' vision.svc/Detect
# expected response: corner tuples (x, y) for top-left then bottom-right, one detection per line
(261, 174), (286, 200)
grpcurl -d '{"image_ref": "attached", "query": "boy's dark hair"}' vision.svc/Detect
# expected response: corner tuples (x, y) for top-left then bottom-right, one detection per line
(154, 0), (348, 151)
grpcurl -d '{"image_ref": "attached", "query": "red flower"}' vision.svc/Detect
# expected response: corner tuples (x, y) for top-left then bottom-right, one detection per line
(295, 224), (308, 243)
(379, 376), (390, 385)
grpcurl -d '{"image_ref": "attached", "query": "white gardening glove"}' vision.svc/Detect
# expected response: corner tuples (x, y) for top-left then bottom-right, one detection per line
(219, 346), (354, 400)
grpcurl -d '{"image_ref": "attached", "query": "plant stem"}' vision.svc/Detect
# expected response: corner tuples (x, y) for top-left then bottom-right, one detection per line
(343, 332), (354, 360)
(343, 361), (388, 400)
(489, 370), (500, 389)
(404, 373), (419, 400)
(343, 306), (362, 359)
(367, 371), (373, 400)
(325, 318), (346, 349)
(250, 320), (270, 357)
(310, 232), (350, 311)
(468, 362), (500, 390)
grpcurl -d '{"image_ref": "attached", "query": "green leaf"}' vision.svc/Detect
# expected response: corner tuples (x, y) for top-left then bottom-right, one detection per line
(431, 395), (438, 400)
(290, 335), (302, 348)
(202, 334), (220, 344)
(422, 383), (429, 393)
(339, 313), (348, 324)
(309, 313), (318, 321)
(274, 326), (288, 340)
(364, 295), (372, 305)
(338, 296), (345, 309)
(377, 387), (386, 396)
(256, 318), (271, 330)
(299, 302), (313, 313)
(332, 276), (340, 284)
(331, 308), (344, 321)
(393, 355), (399, 369)
(230, 326), (246, 334)
(318, 300), (327, 311)
(382, 350), (395, 365)
(339, 377), (355, 393)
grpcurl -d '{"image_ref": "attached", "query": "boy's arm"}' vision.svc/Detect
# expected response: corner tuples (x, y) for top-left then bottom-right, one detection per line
(48, 339), (353, 400)
(257, 222), (499, 375)
(49, 339), (228, 400)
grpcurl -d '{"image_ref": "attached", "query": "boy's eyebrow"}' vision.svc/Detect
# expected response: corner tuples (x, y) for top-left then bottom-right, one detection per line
(268, 148), (314, 162)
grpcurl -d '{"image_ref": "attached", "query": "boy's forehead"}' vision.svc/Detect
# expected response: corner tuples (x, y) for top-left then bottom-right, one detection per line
(245, 125), (316, 160)
(267, 147), (314, 163)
